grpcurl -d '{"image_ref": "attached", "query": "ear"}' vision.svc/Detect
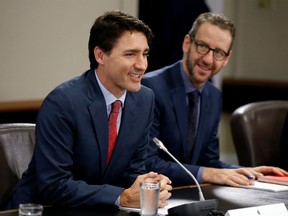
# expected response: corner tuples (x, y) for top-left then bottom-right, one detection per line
(182, 35), (191, 53)
(222, 50), (232, 67)
(94, 46), (105, 65)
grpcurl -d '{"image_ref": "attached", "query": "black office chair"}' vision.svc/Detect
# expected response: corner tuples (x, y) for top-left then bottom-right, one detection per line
(230, 100), (288, 167)
(0, 123), (35, 210)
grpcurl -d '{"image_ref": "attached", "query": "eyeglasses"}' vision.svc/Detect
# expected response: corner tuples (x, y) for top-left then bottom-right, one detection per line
(193, 40), (229, 61)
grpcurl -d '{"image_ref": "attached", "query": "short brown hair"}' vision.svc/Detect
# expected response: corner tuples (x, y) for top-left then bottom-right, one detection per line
(88, 10), (153, 69)
(188, 12), (236, 50)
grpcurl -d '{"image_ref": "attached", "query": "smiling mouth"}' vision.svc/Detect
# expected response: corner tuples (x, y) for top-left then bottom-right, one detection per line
(128, 73), (141, 79)
(198, 64), (212, 72)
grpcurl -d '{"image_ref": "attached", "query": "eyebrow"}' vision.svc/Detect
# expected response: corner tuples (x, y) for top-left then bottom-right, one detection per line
(196, 40), (229, 53)
(124, 48), (150, 53)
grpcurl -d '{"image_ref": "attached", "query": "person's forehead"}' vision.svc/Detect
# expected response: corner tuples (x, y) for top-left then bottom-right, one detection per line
(113, 31), (149, 50)
(195, 22), (232, 49)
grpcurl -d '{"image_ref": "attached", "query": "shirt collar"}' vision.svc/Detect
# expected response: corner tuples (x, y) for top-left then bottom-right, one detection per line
(94, 69), (126, 108)
(179, 60), (204, 95)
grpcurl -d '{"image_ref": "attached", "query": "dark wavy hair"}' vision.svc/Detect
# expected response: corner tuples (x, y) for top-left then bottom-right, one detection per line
(88, 10), (154, 69)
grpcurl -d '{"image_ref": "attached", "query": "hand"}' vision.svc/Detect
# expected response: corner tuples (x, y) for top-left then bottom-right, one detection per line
(119, 172), (172, 208)
(202, 166), (288, 187)
(202, 167), (255, 187)
(247, 166), (288, 179)
(151, 173), (173, 207)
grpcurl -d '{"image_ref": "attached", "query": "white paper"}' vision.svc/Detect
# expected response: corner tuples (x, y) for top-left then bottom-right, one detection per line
(119, 198), (196, 215)
(240, 180), (288, 192)
(225, 203), (288, 216)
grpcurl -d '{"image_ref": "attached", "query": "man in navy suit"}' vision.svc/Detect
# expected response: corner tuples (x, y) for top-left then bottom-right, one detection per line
(142, 12), (288, 187)
(6, 10), (172, 209)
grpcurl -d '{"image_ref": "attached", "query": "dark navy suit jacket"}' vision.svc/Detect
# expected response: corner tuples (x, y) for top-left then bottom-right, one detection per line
(6, 69), (154, 209)
(142, 61), (231, 186)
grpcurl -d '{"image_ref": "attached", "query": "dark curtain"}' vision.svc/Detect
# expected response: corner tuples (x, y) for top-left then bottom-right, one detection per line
(139, 0), (210, 71)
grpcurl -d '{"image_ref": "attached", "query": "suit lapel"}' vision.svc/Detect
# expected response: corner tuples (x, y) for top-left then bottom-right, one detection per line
(86, 70), (109, 175)
(88, 101), (108, 175)
(170, 89), (190, 161)
(168, 64), (191, 162)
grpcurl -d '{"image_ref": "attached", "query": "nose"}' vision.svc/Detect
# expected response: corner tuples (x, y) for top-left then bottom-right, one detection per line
(134, 55), (147, 71)
(202, 50), (214, 64)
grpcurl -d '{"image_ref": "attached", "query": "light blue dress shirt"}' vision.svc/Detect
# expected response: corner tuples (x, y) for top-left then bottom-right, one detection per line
(95, 70), (125, 206)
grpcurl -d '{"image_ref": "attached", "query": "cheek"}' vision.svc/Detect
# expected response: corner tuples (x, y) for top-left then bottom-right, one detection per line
(144, 59), (148, 69)
(211, 62), (224, 75)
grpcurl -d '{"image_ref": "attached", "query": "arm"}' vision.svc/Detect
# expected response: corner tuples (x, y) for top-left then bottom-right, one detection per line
(35, 90), (124, 207)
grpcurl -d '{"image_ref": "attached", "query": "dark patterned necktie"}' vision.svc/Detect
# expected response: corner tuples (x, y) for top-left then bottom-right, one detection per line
(107, 100), (122, 165)
(188, 91), (199, 157)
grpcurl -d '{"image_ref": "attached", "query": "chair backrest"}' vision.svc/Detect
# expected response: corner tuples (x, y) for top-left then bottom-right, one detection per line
(230, 100), (288, 167)
(0, 123), (35, 209)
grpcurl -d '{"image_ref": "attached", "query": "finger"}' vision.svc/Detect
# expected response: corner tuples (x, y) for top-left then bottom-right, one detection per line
(159, 199), (170, 208)
(150, 174), (171, 185)
(158, 190), (172, 208)
(253, 166), (287, 177)
(163, 184), (173, 191)
(235, 168), (258, 180)
(159, 190), (171, 200)
(272, 168), (288, 176)
(159, 180), (172, 191)
(159, 174), (172, 184)
(224, 173), (254, 187)
(138, 172), (161, 184)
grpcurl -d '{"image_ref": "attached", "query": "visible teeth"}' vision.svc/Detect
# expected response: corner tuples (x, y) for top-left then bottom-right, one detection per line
(130, 74), (140, 78)
(200, 65), (211, 71)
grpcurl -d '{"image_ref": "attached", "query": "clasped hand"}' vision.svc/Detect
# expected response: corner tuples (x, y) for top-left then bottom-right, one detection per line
(120, 171), (172, 208)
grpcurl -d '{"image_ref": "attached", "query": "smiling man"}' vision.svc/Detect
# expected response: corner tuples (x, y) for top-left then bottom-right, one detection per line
(142, 12), (288, 187)
(5, 10), (172, 210)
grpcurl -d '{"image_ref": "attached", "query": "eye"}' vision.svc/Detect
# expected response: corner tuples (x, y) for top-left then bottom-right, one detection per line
(143, 52), (149, 57)
(198, 43), (207, 49)
(199, 44), (205, 48)
(196, 43), (209, 53)
(125, 52), (135, 57)
(214, 49), (225, 57)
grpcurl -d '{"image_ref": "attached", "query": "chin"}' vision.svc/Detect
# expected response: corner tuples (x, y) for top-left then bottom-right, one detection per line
(127, 84), (141, 92)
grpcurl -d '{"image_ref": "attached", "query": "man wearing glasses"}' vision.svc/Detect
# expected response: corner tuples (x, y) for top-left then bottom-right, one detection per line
(142, 12), (288, 187)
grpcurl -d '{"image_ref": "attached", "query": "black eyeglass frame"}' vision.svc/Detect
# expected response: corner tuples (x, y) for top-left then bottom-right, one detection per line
(192, 40), (230, 61)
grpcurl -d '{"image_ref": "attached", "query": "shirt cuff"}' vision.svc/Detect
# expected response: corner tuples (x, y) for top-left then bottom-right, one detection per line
(197, 167), (204, 184)
(115, 196), (120, 207)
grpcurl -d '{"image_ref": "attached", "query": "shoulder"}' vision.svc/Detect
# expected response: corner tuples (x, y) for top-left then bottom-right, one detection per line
(126, 86), (155, 119)
(48, 70), (93, 98)
(133, 85), (154, 103)
(143, 61), (181, 80)
(142, 61), (182, 90)
(40, 70), (94, 110)
(203, 81), (222, 98)
(201, 82), (223, 112)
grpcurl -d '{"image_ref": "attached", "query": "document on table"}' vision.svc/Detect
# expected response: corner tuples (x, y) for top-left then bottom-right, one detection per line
(119, 198), (195, 215)
(258, 175), (288, 186)
(240, 180), (288, 192)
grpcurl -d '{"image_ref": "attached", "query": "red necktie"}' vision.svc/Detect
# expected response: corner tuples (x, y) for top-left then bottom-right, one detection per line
(107, 100), (122, 165)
